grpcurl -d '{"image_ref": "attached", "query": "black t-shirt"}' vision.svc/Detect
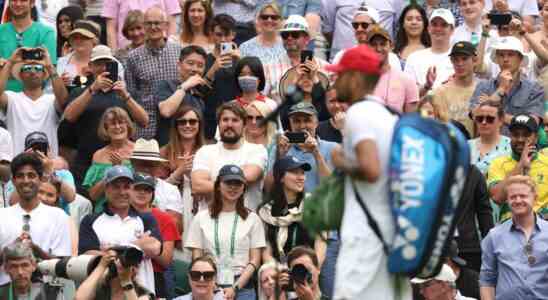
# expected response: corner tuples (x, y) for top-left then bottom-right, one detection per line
(317, 119), (342, 144)
(203, 54), (240, 139)
(154, 80), (205, 146)
(66, 88), (131, 184)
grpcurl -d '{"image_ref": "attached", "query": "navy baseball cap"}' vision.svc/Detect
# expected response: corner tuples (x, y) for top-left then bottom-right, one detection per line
(274, 155), (311, 179)
(104, 165), (134, 184)
(133, 172), (156, 190)
(218, 165), (246, 183)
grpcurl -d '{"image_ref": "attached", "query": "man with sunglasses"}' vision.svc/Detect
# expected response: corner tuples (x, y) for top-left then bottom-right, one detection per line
(0, 47), (68, 157)
(480, 175), (548, 300)
(432, 41), (478, 136)
(487, 114), (548, 222)
(125, 7), (182, 141)
(405, 8), (456, 96)
(0, 0), (57, 93)
(0, 152), (72, 285)
(156, 45), (208, 146)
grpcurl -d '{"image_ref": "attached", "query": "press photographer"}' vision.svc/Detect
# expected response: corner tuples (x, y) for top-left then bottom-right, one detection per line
(0, 242), (65, 300)
(74, 246), (154, 299)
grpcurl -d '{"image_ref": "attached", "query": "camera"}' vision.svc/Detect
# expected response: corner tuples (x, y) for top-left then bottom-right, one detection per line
(487, 13), (512, 26)
(38, 246), (144, 282)
(105, 61), (118, 82)
(30, 142), (48, 154)
(290, 264), (312, 285)
(285, 131), (307, 144)
(21, 48), (44, 61)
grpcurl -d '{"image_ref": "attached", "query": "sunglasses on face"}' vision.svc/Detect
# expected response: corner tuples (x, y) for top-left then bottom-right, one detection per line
(177, 118), (199, 126)
(189, 270), (216, 281)
(21, 64), (44, 73)
(474, 115), (496, 124)
(259, 14), (281, 21)
(524, 240), (536, 266)
(281, 31), (303, 40)
(22, 214), (30, 232)
(246, 115), (264, 123)
(352, 22), (371, 30)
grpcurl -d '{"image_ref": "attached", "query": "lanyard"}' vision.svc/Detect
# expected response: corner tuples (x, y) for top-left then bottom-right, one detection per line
(8, 283), (32, 300)
(214, 213), (238, 257)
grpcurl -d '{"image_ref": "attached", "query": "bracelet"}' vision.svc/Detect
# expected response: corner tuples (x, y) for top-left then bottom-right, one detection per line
(247, 262), (257, 271)
(481, 31), (490, 38)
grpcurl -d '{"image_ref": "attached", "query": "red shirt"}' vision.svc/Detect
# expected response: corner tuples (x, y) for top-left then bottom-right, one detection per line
(151, 207), (181, 272)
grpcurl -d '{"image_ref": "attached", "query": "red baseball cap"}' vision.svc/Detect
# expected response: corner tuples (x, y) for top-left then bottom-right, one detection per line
(326, 45), (382, 75)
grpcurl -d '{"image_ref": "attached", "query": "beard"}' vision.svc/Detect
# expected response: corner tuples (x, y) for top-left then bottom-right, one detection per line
(220, 128), (242, 144)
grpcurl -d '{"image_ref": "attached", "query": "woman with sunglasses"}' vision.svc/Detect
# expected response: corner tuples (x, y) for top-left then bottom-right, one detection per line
(240, 3), (285, 77)
(468, 101), (511, 175)
(55, 6), (84, 58)
(175, 255), (225, 300)
(245, 100), (276, 147)
(161, 106), (205, 261)
(186, 164), (266, 300)
(393, 4), (431, 69)
(178, 0), (215, 53)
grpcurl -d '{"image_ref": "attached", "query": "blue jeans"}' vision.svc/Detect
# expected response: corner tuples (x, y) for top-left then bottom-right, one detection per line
(320, 231), (340, 299)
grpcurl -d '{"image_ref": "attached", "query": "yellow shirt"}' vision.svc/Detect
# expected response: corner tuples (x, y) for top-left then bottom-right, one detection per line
(487, 153), (548, 221)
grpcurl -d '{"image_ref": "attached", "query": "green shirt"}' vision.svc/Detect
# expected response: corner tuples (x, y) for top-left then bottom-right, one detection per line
(0, 22), (57, 92)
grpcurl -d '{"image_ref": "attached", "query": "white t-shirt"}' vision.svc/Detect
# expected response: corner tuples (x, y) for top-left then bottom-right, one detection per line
(0, 126), (13, 164)
(404, 48), (454, 88)
(174, 291), (225, 300)
(35, 0), (68, 31)
(185, 210), (266, 275)
(5, 91), (60, 156)
(180, 175), (209, 262)
(334, 97), (412, 299)
(485, 0), (539, 16)
(0, 202), (72, 284)
(154, 178), (184, 214)
(192, 142), (268, 211)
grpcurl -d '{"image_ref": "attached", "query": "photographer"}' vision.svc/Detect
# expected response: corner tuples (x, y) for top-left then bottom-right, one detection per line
(74, 248), (154, 300)
(0, 242), (64, 300)
(285, 246), (324, 300)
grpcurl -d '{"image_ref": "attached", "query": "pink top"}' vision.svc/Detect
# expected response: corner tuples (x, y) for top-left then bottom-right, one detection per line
(373, 67), (419, 113)
(102, 0), (181, 49)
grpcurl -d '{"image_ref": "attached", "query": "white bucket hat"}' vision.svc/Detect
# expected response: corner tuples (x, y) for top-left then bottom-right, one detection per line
(410, 264), (457, 284)
(490, 36), (529, 67)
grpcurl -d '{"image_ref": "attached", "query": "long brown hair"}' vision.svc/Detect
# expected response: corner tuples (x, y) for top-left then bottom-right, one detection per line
(209, 177), (249, 220)
(180, 0), (213, 43)
(163, 106), (205, 171)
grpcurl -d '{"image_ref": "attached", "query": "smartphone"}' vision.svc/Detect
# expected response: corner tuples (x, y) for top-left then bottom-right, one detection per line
(105, 61), (118, 82)
(285, 132), (307, 144)
(488, 13), (512, 26)
(30, 142), (48, 154)
(21, 48), (43, 61)
(300, 50), (314, 64)
(220, 42), (235, 55)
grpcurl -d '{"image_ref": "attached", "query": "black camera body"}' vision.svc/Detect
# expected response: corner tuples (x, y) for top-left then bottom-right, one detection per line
(22, 48), (44, 61)
(287, 264), (313, 291)
(110, 245), (143, 268)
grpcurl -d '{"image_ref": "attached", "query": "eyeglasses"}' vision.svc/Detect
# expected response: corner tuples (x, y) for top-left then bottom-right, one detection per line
(474, 115), (496, 124)
(22, 214), (30, 232)
(177, 118), (199, 126)
(524, 240), (536, 266)
(21, 64), (44, 73)
(144, 21), (165, 28)
(352, 22), (371, 30)
(281, 31), (303, 40)
(259, 14), (281, 21)
(189, 270), (216, 281)
(246, 115), (264, 123)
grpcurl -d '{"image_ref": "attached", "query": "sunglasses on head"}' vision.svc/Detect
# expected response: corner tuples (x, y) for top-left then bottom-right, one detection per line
(260, 14), (281, 21)
(352, 22), (371, 30)
(474, 115), (496, 124)
(281, 31), (303, 40)
(21, 64), (44, 73)
(177, 118), (199, 126)
(189, 270), (216, 281)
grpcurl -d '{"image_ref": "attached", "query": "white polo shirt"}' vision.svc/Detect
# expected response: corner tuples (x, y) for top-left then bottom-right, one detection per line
(0, 202), (72, 284)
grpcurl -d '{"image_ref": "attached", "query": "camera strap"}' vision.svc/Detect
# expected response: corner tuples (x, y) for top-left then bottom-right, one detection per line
(214, 213), (238, 257)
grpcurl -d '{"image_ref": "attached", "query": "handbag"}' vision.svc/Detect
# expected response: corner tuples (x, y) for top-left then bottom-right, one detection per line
(302, 171), (345, 236)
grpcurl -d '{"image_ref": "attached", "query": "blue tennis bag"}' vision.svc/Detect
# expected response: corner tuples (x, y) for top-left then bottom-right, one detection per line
(387, 113), (470, 278)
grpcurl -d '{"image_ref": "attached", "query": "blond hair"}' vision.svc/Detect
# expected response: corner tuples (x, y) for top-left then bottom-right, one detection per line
(245, 100), (276, 145)
(504, 175), (537, 198)
(97, 107), (136, 142)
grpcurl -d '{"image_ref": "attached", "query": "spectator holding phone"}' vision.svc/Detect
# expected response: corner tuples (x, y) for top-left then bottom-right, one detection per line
(63, 45), (148, 193)
(265, 102), (336, 193)
(0, 47), (68, 157)
(487, 114), (548, 222)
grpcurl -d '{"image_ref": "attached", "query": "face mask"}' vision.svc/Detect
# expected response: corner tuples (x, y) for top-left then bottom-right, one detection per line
(238, 76), (259, 93)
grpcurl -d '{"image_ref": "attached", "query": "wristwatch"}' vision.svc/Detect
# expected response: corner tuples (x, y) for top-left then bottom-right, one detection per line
(232, 283), (240, 293)
(122, 282), (134, 291)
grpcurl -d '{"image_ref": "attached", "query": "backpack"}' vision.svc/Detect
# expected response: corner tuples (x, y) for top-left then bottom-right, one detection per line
(354, 113), (470, 279)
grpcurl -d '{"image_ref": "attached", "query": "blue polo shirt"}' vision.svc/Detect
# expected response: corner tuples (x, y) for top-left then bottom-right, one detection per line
(267, 137), (337, 192)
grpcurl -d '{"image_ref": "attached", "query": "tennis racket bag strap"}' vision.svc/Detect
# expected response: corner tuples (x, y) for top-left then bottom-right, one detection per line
(387, 114), (470, 278)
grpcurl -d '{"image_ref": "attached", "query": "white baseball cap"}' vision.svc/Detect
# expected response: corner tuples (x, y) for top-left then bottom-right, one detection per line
(429, 8), (455, 26)
(410, 264), (457, 284)
(490, 36), (529, 66)
(354, 3), (380, 24)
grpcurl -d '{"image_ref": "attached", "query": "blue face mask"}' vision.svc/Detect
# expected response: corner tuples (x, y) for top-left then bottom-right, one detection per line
(238, 75), (259, 93)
